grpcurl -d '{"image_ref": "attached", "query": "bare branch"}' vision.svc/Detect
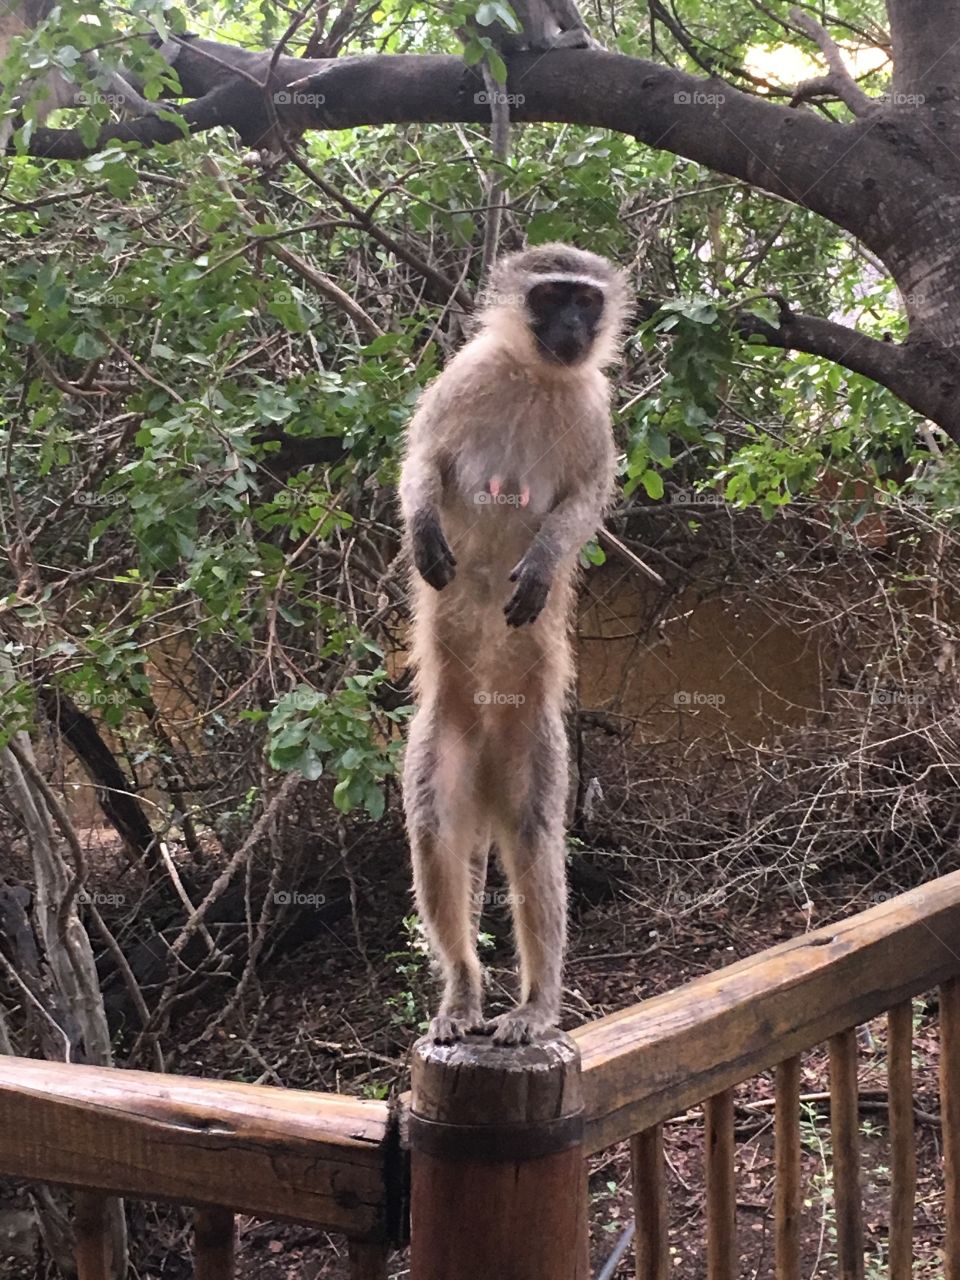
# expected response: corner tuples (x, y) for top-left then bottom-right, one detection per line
(790, 6), (874, 116)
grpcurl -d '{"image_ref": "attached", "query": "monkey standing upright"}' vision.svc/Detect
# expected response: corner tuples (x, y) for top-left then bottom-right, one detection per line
(400, 244), (627, 1045)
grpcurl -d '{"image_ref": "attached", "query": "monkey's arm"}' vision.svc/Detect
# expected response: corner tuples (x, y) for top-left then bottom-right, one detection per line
(400, 427), (457, 591)
(505, 466), (612, 626)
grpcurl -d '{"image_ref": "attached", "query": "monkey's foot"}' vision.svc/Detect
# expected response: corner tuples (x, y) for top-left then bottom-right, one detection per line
(428, 1009), (485, 1044)
(485, 1004), (558, 1046)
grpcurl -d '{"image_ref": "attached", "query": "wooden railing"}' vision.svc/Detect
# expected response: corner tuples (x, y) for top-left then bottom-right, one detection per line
(0, 1058), (401, 1278)
(3, 870), (960, 1278)
(569, 870), (960, 1280)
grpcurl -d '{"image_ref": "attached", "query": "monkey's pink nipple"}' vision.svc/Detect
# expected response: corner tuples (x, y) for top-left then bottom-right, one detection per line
(519, 485), (530, 508)
(488, 476), (503, 497)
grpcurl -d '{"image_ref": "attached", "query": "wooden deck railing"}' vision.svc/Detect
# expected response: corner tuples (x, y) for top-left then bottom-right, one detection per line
(3, 869), (960, 1278)
(0, 1058), (401, 1278)
(567, 870), (960, 1280)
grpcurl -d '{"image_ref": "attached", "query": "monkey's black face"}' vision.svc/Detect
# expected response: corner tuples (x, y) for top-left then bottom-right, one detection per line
(525, 279), (605, 366)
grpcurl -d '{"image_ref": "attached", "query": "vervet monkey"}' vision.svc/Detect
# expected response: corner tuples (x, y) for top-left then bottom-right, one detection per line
(400, 243), (628, 1045)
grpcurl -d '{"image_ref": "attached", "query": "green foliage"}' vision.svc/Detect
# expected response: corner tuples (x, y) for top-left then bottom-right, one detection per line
(0, 0), (941, 857)
(385, 914), (432, 1032)
(263, 672), (408, 818)
(0, 664), (33, 749)
(452, 0), (520, 81)
(0, 0), (184, 150)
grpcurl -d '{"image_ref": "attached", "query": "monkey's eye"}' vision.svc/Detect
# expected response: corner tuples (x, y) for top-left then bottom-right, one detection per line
(529, 282), (565, 307)
(574, 287), (602, 310)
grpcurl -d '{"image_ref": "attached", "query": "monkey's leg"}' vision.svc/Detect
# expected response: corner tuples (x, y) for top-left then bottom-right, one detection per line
(469, 841), (491, 939)
(404, 705), (489, 1043)
(488, 824), (566, 1045)
(486, 712), (569, 1046)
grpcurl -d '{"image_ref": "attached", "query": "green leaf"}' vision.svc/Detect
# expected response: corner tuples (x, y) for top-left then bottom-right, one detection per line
(486, 48), (508, 85)
(72, 332), (106, 360)
(640, 469), (665, 500)
(333, 777), (354, 812)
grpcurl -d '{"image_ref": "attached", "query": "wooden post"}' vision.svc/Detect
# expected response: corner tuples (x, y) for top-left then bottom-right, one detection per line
(887, 1001), (915, 1280)
(631, 1125), (668, 1280)
(829, 1029), (864, 1280)
(704, 1089), (736, 1280)
(409, 1032), (586, 1280)
(941, 978), (960, 1280)
(774, 1057), (801, 1280)
(74, 1192), (110, 1280)
(193, 1207), (235, 1280)
(348, 1241), (389, 1279)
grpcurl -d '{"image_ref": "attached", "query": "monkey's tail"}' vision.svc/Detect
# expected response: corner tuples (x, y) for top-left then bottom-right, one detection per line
(479, 61), (510, 284)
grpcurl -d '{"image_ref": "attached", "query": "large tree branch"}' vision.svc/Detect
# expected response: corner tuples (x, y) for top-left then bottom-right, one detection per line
(735, 305), (960, 437)
(27, 43), (888, 241)
(21, 32), (960, 434)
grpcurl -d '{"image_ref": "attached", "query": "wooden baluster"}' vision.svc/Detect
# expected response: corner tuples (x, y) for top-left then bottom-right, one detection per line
(74, 1192), (110, 1280)
(194, 1207), (235, 1280)
(348, 1241), (389, 1279)
(631, 1124), (668, 1280)
(704, 1089), (736, 1280)
(887, 1001), (915, 1280)
(829, 1029), (864, 1280)
(775, 1056), (801, 1280)
(941, 978), (960, 1280)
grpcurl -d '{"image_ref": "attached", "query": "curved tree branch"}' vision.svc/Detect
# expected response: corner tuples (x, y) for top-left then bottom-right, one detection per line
(18, 26), (960, 438)
(26, 44), (884, 241)
(735, 307), (960, 436)
(630, 291), (960, 436)
(789, 6), (874, 117)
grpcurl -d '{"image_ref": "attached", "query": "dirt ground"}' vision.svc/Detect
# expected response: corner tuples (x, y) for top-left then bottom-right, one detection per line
(0, 837), (952, 1279)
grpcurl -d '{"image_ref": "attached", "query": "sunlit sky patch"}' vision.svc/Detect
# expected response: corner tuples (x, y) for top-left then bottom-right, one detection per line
(744, 42), (889, 90)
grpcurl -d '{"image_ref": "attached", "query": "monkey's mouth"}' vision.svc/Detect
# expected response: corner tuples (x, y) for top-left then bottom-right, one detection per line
(536, 337), (584, 366)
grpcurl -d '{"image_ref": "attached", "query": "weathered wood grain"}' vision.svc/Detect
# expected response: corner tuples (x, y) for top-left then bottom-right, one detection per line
(0, 1057), (391, 1238)
(574, 873), (960, 1150)
(409, 1033), (586, 1280)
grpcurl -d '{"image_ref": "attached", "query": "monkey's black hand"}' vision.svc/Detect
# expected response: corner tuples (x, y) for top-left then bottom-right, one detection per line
(505, 555), (552, 626)
(412, 511), (457, 590)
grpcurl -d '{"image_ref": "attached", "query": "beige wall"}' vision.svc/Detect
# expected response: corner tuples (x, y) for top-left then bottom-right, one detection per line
(578, 571), (828, 746)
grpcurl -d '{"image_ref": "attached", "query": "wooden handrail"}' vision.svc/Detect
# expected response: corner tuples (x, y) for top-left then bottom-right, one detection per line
(573, 870), (960, 1152)
(0, 1057), (395, 1240)
(6, 871), (960, 1278)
